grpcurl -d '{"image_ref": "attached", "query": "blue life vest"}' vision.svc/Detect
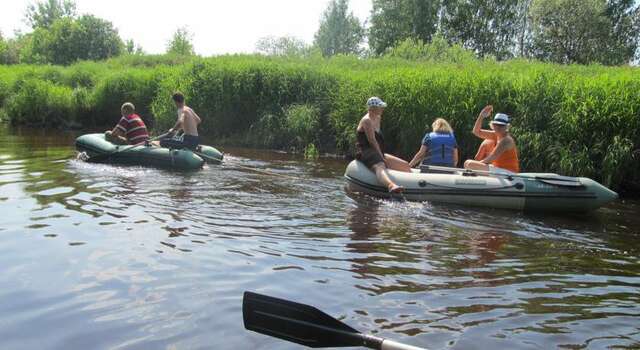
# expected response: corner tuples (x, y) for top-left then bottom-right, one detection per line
(422, 132), (457, 166)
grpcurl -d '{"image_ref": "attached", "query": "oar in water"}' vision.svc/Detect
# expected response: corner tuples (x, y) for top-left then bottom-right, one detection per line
(243, 291), (427, 350)
(85, 133), (168, 163)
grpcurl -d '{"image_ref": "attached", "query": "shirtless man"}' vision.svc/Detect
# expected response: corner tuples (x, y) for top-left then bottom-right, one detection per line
(158, 92), (202, 151)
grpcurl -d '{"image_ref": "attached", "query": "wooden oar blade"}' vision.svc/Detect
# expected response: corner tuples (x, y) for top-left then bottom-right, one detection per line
(243, 291), (363, 348)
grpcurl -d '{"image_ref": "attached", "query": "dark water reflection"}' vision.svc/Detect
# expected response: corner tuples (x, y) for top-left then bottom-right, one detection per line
(0, 126), (639, 350)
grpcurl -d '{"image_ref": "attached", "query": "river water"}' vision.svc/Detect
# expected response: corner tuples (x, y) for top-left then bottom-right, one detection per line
(0, 126), (639, 350)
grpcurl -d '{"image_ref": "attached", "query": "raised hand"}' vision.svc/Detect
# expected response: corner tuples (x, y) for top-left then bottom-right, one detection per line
(480, 105), (493, 118)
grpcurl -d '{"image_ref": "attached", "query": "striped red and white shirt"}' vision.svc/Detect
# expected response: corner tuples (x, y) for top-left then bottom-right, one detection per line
(116, 113), (149, 144)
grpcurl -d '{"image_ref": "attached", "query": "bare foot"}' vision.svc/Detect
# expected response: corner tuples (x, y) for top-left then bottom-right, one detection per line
(388, 184), (405, 193)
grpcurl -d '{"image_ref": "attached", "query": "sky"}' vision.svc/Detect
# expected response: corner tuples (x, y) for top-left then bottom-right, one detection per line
(0, 0), (373, 55)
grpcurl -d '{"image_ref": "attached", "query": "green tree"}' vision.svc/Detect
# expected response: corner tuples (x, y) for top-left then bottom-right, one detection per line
(125, 39), (144, 55)
(313, 0), (365, 56)
(166, 27), (195, 55)
(528, 0), (637, 65)
(74, 15), (123, 60)
(25, 0), (76, 29)
(255, 35), (310, 57)
(25, 15), (123, 65)
(440, 0), (522, 59)
(604, 0), (640, 63)
(385, 34), (476, 63)
(0, 32), (7, 63)
(368, 0), (414, 55)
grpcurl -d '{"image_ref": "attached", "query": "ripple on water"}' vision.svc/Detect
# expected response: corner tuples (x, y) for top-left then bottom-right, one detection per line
(0, 136), (639, 349)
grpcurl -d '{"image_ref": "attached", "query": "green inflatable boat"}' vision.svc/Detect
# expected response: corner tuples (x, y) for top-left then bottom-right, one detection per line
(75, 133), (223, 170)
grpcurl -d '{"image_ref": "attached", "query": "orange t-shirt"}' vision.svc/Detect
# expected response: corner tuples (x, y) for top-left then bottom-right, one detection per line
(475, 139), (496, 161)
(477, 136), (520, 173)
(492, 147), (520, 173)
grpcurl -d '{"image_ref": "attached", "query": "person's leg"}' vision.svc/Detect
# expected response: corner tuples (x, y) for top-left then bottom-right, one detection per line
(183, 134), (200, 151)
(372, 163), (404, 193)
(383, 154), (412, 172)
(464, 159), (490, 171)
(159, 138), (185, 149)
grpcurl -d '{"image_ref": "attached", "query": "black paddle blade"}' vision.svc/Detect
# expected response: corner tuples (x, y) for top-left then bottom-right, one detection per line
(243, 291), (366, 348)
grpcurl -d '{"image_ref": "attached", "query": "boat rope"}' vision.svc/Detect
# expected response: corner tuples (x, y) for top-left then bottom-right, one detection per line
(226, 163), (323, 183)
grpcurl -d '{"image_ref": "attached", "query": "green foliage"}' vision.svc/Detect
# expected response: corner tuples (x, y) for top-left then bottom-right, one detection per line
(0, 56), (639, 192)
(0, 36), (22, 65)
(304, 143), (320, 160)
(25, 0), (76, 29)
(166, 27), (195, 56)
(124, 39), (144, 55)
(440, 0), (522, 60)
(529, 0), (638, 65)
(314, 0), (365, 56)
(369, 0), (416, 55)
(21, 15), (123, 65)
(255, 36), (311, 57)
(90, 69), (159, 126)
(5, 78), (75, 126)
(285, 104), (321, 148)
(384, 35), (477, 63)
(369, 0), (526, 59)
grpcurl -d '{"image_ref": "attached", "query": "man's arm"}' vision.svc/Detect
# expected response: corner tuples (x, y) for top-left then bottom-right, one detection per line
(169, 112), (185, 133)
(473, 105), (495, 140)
(112, 118), (127, 137)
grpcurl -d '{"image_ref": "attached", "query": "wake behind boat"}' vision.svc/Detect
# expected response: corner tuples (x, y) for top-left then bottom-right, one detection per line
(344, 160), (618, 212)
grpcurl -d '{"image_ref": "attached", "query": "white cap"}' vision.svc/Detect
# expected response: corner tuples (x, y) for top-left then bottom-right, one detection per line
(491, 113), (510, 125)
(367, 97), (387, 108)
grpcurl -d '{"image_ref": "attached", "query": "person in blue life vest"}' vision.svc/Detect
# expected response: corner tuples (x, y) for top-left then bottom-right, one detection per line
(408, 118), (459, 169)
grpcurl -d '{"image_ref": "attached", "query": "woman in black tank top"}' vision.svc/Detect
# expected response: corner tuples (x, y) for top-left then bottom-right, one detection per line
(356, 97), (411, 193)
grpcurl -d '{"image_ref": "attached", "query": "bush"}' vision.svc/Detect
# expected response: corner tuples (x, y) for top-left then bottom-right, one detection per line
(6, 78), (75, 126)
(385, 35), (478, 63)
(90, 69), (159, 127)
(0, 56), (639, 192)
(284, 104), (321, 148)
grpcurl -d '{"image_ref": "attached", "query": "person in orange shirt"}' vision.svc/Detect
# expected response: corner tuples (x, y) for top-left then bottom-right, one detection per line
(464, 105), (520, 174)
(474, 139), (496, 161)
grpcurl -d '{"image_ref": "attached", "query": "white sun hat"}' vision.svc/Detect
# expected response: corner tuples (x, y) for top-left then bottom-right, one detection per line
(491, 113), (510, 125)
(366, 97), (387, 108)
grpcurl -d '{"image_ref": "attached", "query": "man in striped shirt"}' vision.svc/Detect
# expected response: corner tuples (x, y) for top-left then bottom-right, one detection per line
(105, 102), (150, 145)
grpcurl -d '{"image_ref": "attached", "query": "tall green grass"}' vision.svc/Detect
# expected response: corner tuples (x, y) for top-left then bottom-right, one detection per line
(0, 55), (638, 192)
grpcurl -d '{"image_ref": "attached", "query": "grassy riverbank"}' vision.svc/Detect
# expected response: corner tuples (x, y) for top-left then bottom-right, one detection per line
(1, 54), (639, 193)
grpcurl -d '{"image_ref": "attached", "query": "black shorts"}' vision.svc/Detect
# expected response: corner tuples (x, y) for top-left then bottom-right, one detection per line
(160, 134), (200, 151)
(356, 148), (384, 169)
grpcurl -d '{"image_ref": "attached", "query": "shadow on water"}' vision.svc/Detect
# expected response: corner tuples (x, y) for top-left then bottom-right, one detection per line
(0, 125), (639, 349)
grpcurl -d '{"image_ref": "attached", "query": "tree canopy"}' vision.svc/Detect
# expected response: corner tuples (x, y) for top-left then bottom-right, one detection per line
(25, 0), (76, 29)
(314, 0), (365, 56)
(255, 36), (310, 57)
(528, 0), (639, 65)
(166, 27), (195, 56)
(23, 14), (123, 65)
(367, 0), (639, 65)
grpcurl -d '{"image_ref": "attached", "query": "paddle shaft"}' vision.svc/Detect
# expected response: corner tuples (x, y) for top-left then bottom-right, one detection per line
(421, 164), (580, 183)
(256, 312), (425, 350)
(243, 291), (427, 350)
